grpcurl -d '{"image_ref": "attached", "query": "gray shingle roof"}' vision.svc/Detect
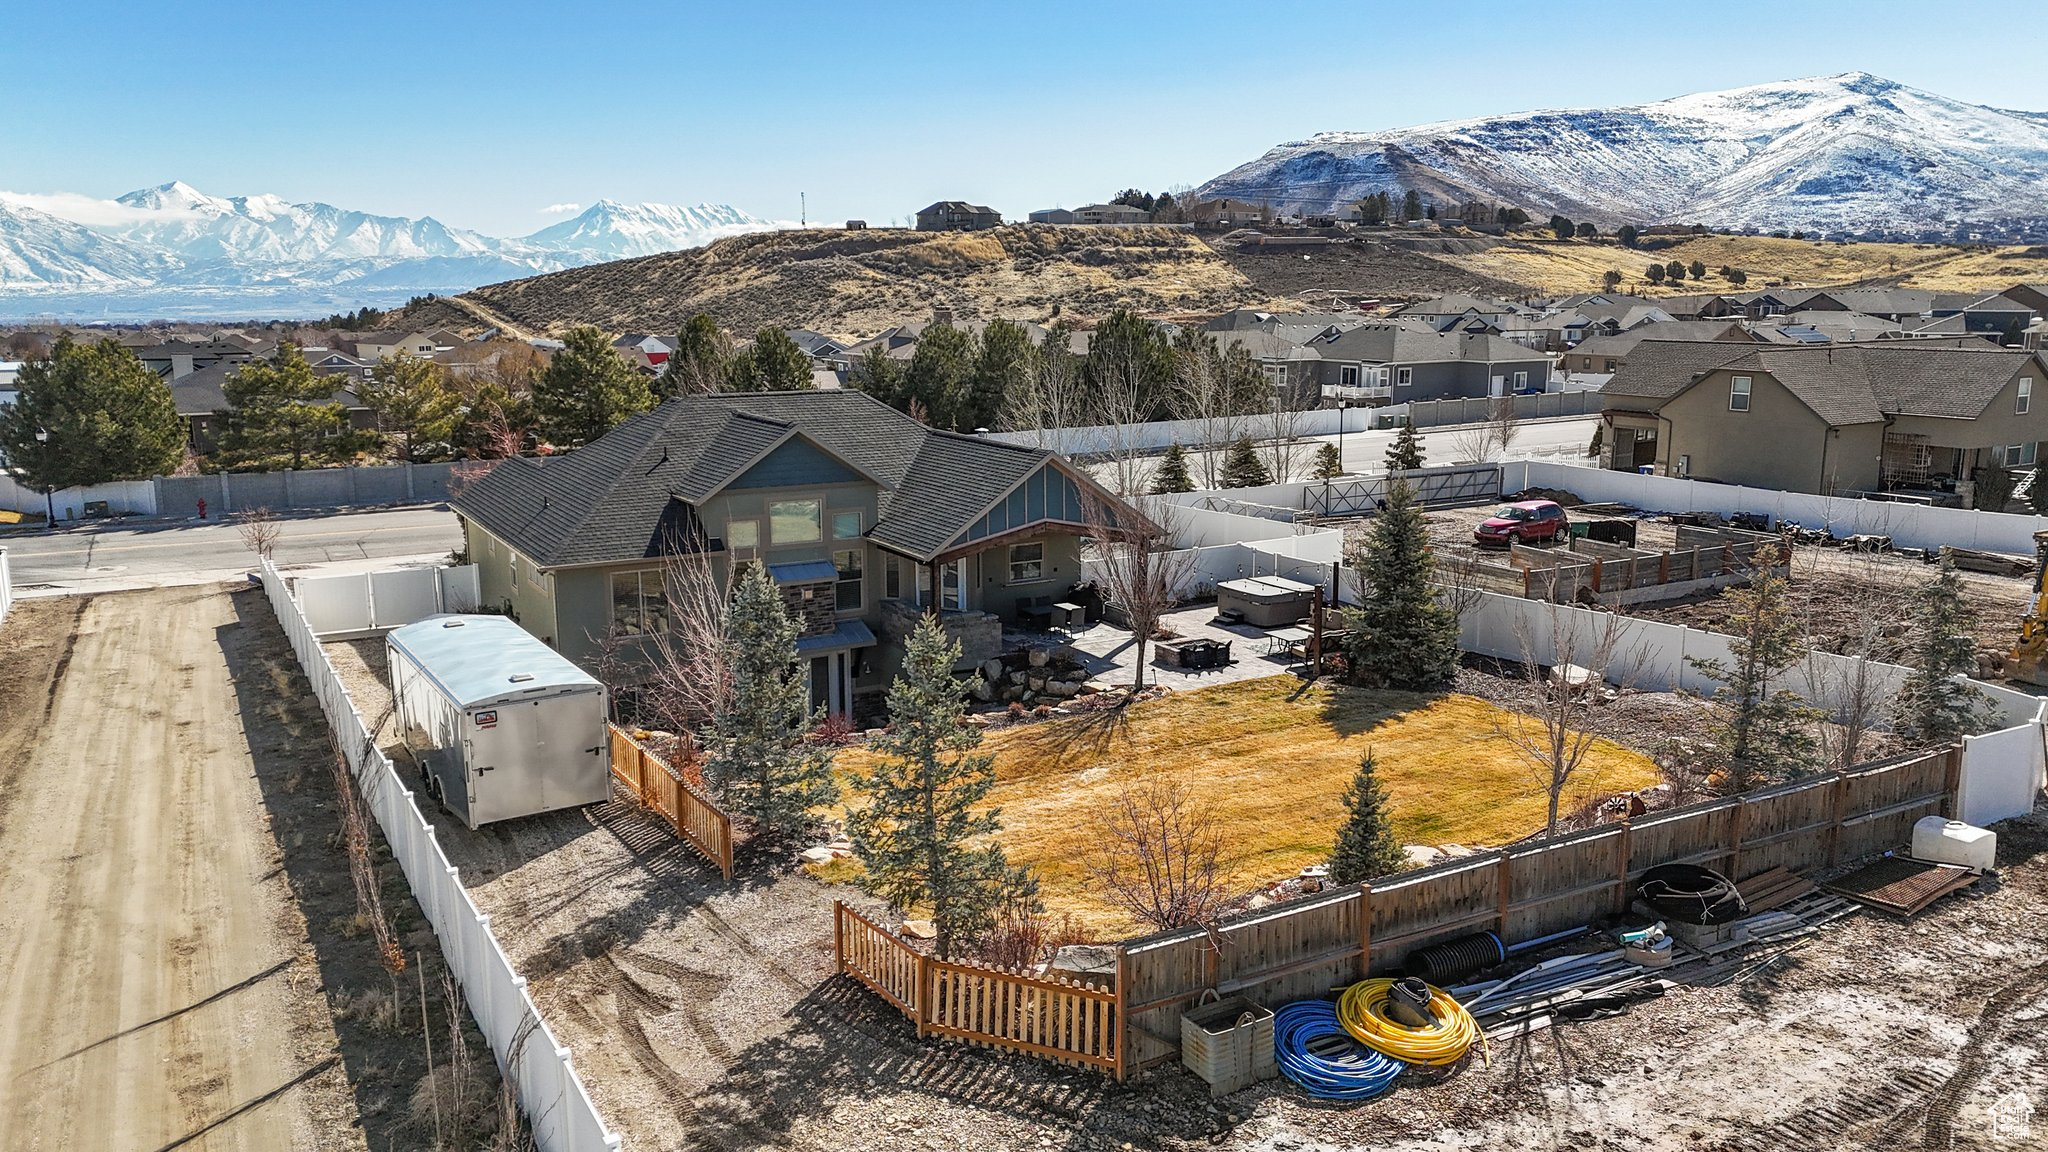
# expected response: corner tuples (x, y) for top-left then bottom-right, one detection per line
(1569, 322), (1749, 359)
(452, 390), (1106, 567)
(1604, 340), (2042, 426)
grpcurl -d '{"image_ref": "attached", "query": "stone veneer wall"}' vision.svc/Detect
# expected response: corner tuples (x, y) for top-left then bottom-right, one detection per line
(779, 579), (839, 638)
(877, 597), (1002, 667)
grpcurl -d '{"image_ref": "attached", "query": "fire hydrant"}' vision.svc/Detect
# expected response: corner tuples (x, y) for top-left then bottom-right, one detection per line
(197, 498), (207, 520)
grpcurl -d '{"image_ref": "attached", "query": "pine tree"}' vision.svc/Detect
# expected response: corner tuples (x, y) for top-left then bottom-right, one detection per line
(903, 322), (975, 428)
(1384, 418), (1425, 471)
(1687, 571), (1821, 792)
(0, 335), (184, 489)
(1220, 435), (1272, 488)
(658, 313), (729, 397)
(702, 566), (839, 838)
(854, 342), (906, 408)
(214, 343), (374, 470)
(1327, 751), (1406, 884)
(358, 351), (461, 462)
(963, 318), (1033, 432)
(732, 327), (815, 392)
(1689, 259), (1708, 281)
(1341, 478), (1460, 690)
(1891, 559), (1994, 748)
(849, 615), (1034, 958)
(532, 326), (653, 447)
(1312, 441), (1344, 480)
(1400, 189), (1423, 222)
(1150, 442), (1196, 494)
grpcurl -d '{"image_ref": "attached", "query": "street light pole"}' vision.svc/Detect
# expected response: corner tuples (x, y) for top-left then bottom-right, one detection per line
(1336, 400), (1348, 474)
(33, 428), (52, 531)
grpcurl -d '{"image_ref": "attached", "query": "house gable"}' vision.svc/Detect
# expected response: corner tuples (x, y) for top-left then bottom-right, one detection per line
(725, 435), (865, 491)
(942, 461), (1092, 556)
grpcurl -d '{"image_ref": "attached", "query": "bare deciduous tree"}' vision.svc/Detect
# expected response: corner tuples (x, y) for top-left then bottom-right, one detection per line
(1450, 396), (1522, 463)
(1087, 775), (1232, 932)
(1168, 331), (1262, 489)
(1083, 494), (1194, 692)
(1000, 327), (1087, 442)
(1261, 385), (1314, 484)
(1493, 605), (1643, 837)
(234, 505), (282, 560)
(640, 545), (736, 735)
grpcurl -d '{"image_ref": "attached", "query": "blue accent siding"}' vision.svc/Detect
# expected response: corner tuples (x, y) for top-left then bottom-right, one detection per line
(727, 438), (861, 490)
(948, 464), (1094, 549)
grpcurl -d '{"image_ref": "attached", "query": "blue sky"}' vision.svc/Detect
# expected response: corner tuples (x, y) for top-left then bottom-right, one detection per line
(7, 0), (2047, 235)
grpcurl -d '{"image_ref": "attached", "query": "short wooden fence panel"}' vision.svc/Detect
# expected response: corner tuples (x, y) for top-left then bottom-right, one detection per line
(607, 724), (733, 880)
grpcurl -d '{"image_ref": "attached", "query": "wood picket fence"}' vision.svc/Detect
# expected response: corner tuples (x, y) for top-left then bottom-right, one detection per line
(832, 901), (1124, 1078)
(607, 724), (733, 881)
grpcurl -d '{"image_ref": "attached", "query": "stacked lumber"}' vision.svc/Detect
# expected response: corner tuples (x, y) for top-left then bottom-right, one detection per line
(1940, 546), (2033, 577)
(1737, 867), (1817, 915)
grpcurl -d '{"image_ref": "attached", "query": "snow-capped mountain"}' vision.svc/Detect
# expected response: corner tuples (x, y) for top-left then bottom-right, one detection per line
(1196, 73), (2048, 239)
(523, 200), (772, 259)
(0, 182), (784, 319)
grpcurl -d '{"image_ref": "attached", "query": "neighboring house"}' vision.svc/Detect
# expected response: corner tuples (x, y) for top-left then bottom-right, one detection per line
(1071, 203), (1151, 226)
(1562, 322), (1752, 375)
(0, 360), (19, 410)
(448, 390), (1143, 719)
(345, 330), (439, 361)
(1299, 321), (1554, 403)
(786, 329), (852, 372)
(134, 340), (252, 381)
(1187, 198), (1269, 227)
(1597, 340), (2048, 501)
(612, 333), (675, 374)
(914, 201), (1002, 231)
(1027, 207), (1076, 224)
(169, 359), (377, 453)
(1998, 282), (2048, 318)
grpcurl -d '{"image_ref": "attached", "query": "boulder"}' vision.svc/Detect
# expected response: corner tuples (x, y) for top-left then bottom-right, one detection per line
(1027, 675), (1048, 692)
(1027, 647), (1051, 668)
(1247, 894), (1274, 910)
(982, 658), (1006, 681)
(1403, 844), (1444, 868)
(1049, 944), (1118, 988)
(1044, 680), (1081, 698)
(799, 846), (837, 865)
(969, 678), (993, 701)
(899, 919), (937, 940)
(1008, 671), (1028, 685)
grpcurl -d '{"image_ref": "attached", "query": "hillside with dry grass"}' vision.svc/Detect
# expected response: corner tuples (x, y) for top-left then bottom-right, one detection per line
(436, 224), (1278, 337)
(1438, 233), (2048, 299)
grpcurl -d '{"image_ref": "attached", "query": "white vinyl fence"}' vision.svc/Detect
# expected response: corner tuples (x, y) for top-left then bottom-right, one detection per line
(0, 547), (12, 625)
(0, 473), (158, 519)
(260, 559), (621, 1151)
(296, 564), (482, 639)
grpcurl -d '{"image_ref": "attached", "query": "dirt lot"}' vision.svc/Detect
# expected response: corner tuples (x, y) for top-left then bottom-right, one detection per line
(0, 589), (362, 1150)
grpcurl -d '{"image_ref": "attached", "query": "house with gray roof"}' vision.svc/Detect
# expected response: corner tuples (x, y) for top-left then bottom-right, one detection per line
(1296, 321), (1553, 404)
(449, 390), (1141, 719)
(914, 201), (1002, 231)
(1598, 340), (2048, 501)
(169, 353), (376, 452)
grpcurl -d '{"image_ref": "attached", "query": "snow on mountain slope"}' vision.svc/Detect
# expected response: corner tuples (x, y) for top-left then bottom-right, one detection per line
(1196, 73), (2048, 239)
(522, 199), (775, 258)
(0, 181), (781, 317)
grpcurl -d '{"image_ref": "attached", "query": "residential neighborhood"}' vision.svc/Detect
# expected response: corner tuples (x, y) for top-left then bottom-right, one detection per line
(5, 15), (2048, 1152)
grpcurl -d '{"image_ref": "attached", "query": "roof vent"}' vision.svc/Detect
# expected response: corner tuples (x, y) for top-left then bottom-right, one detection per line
(442, 620), (466, 628)
(509, 673), (535, 683)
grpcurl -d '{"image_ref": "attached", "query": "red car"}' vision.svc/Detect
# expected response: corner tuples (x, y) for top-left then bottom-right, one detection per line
(1475, 499), (1568, 546)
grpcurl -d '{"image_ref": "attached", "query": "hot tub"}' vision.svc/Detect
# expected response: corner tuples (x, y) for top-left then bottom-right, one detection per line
(1215, 576), (1318, 629)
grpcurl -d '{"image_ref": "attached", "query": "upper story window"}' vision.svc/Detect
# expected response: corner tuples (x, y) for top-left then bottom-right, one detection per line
(833, 548), (864, 611)
(1729, 375), (1752, 412)
(726, 518), (760, 559)
(831, 510), (862, 540)
(1340, 365), (1359, 387)
(2020, 377), (2033, 415)
(1397, 367), (1413, 386)
(767, 498), (821, 545)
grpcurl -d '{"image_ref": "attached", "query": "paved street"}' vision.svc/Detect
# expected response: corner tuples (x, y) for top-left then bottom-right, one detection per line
(1107, 414), (1600, 492)
(1, 506), (461, 596)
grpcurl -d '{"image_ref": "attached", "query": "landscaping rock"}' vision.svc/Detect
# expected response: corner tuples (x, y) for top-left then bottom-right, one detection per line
(1247, 894), (1274, 910)
(969, 679), (993, 701)
(1027, 675), (1048, 692)
(981, 658), (1005, 681)
(1027, 647), (1050, 668)
(1438, 843), (1474, 858)
(899, 919), (937, 940)
(1008, 671), (1028, 685)
(800, 846), (837, 865)
(1045, 681), (1081, 698)
(1049, 944), (1118, 987)
(1404, 844), (1445, 868)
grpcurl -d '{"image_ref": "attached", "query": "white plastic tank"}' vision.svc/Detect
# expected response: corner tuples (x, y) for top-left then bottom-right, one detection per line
(1912, 816), (1997, 872)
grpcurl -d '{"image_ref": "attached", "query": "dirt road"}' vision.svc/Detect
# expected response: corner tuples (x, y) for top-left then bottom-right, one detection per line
(0, 588), (362, 1151)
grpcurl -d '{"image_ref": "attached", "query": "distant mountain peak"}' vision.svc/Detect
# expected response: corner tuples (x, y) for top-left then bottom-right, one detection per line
(1198, 74), (2048, 240)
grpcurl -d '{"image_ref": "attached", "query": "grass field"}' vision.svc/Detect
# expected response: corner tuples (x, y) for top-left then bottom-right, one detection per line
(1437, 234), (2048, 298)
(833, 676), (1661, 934)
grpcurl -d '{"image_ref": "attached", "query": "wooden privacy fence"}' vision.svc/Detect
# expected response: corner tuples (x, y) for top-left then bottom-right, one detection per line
(833, 901), (1125, 1078)
(1450, 526), (1789, 604)
(1119, 745), (1959, 1071)
(607, 724), (733, 880)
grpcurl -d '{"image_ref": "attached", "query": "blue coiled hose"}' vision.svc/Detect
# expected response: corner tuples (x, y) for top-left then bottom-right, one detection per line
(1273, 999), (1405, 1100)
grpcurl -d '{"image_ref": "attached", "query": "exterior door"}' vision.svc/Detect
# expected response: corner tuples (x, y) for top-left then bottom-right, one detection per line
(941, 559), (967, 611)
(1489, 375), (1506, 398)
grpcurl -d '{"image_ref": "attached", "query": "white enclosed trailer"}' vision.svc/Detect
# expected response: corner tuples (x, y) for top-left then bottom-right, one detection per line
(386, 614), (610, 829)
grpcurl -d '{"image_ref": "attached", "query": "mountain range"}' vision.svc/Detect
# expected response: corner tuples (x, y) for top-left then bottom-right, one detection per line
(0, 182), (781, 320)
(1196, 73), (2048, 241)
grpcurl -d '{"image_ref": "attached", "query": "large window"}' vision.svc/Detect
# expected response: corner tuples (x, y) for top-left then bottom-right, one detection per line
(1009, 542), (1045, 584)
(2001, 442), (2040, 467)
(2021, 377), (2033, 415)
(833, 549), (864, 611)
(1729, 375), (1752, 412)
(831, 510), (862, 540)
(767, 498), (822, 545)
(609, 569), (667, 636)
(726, 518), (760, 558)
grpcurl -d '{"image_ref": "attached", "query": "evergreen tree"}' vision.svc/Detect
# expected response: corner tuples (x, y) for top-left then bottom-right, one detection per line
(1084, 308), (1175, 420)
(1727, 268), (1749, 286)
(658, 313), (729, 397)
(963, 318), (1033, 431)
(1689, 259), (1708, 281)
(1549, 214), (1575, 240)
(1150, 442), (1196, 494)
(1646, 264), (1666, 284)
(1327, 751), (1406, 885)
(214, 343), (373, 470)
(849, 614), (1034, 958)
(1341, 478), (1460, 690)
(1220, 435), (1272, 488)
(1400, 189), (1423, 222)
(451, 379), (539, 459)
(358, 351), (461, 462)
(853, 342), (906, 408)
(1687, 572), (1821, 792)
(903, 322), (975, 427)
(1576, 221), (1598, 239)
(1891, 559), (1994, 748)
(1665, 260), (1687, 282)
(1312, 441), (1344, 480)
(532, 326), (653, 447)
(1602, 269), (1624, 292)
(1384, 418), (1425, 471)
(702, 566), (839, 838)
(730, 327), (815, 392)
(0, 335), (184, 489)
(1617, 224), (1640, 248)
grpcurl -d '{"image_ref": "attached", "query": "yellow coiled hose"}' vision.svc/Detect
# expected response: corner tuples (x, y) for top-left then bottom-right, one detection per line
(1335, 978), (1482, 1066)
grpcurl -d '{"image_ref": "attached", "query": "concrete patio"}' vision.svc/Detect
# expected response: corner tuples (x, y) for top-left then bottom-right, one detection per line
(1004, 603), (1321, 691)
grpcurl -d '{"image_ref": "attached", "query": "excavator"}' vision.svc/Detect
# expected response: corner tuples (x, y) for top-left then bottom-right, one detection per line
(2006, 530), (2048, 686)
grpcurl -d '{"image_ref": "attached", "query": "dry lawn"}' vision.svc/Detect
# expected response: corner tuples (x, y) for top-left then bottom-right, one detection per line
(1439, 233), (2048, 298)
(835, 676), (1660, 933)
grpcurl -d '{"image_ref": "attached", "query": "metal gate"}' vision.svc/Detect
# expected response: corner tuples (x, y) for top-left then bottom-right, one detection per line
(1306, 464), (1503, 517)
